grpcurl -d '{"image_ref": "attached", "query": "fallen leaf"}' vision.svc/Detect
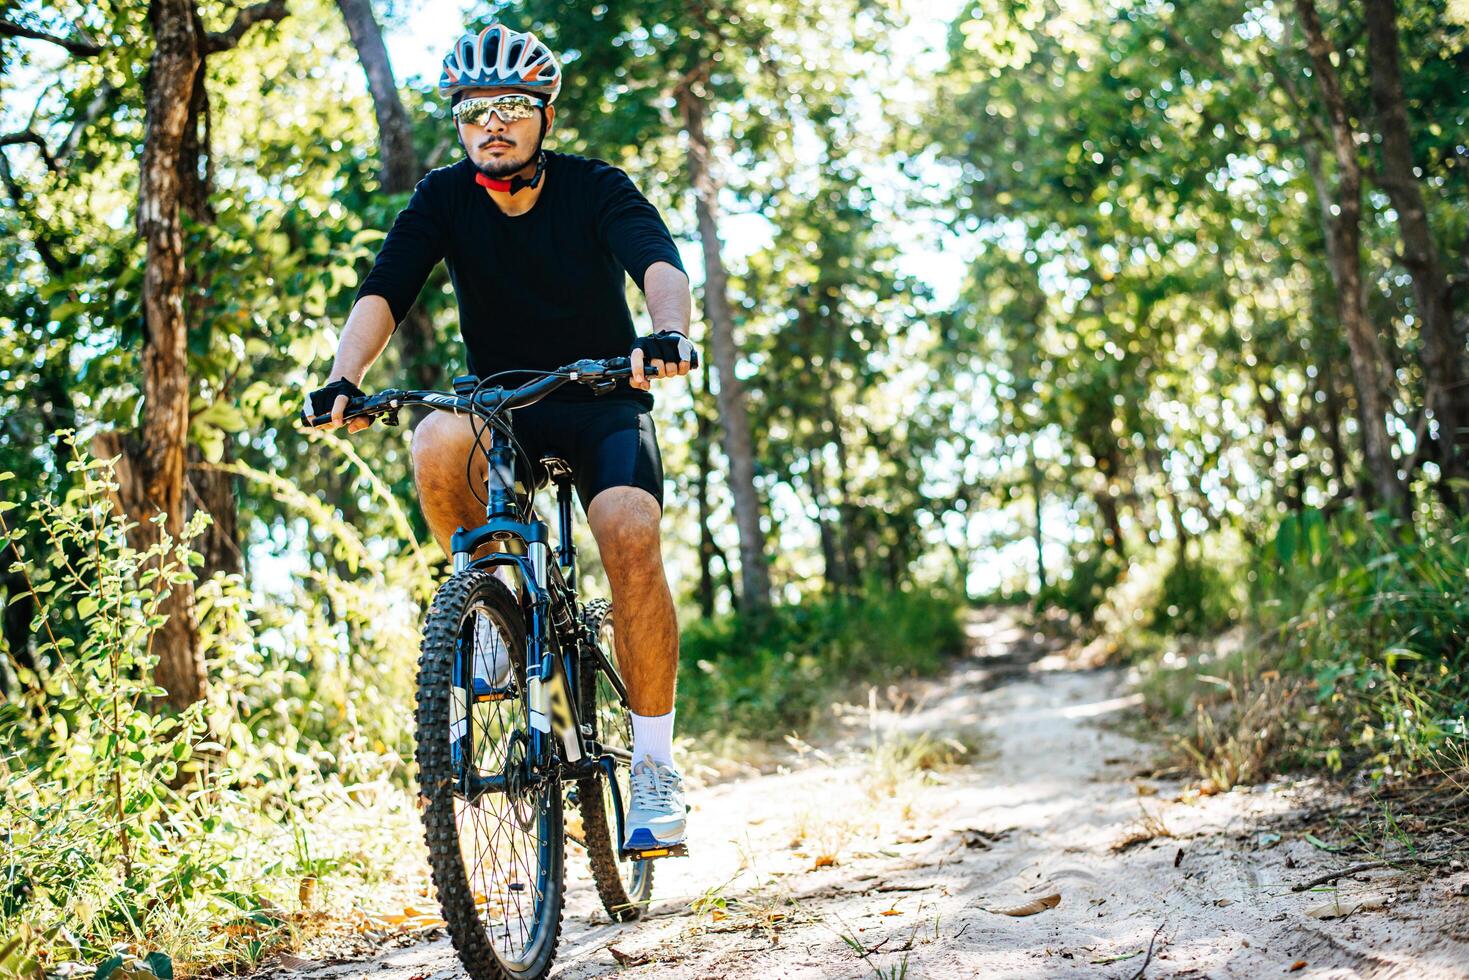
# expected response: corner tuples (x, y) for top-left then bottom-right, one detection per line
(1290, 960), (1308, 972)
(957, 827), (1010, 849)
(1306, 893), (1388, 920)
(608, 946), (652, 967)
(880, 908), (903, 916)
(812, 854), (838, 869)
(273, 954), (319, 971)
(1305, 833), (1343, 852)
(989, 893), (1062, 917)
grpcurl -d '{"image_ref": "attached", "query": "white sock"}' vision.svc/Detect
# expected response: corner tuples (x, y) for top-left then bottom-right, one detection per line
(631, 710), (676, 769)
(472, 613), (510, 684)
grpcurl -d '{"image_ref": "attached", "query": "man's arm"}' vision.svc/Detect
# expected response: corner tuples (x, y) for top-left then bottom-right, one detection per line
(309, 171), (448, 430)
(631, 261), (694, 390)
(313, 296), (396, 431)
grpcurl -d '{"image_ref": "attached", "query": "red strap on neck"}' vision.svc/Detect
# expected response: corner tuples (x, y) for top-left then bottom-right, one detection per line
(475, 172), (513, 192)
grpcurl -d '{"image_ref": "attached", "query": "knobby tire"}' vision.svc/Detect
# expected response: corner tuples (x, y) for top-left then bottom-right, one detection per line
(416, 569), (565, 979)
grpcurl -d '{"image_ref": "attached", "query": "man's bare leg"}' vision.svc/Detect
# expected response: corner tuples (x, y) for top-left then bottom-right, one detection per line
(588, 485), (685, 847)
(586, 486), (678, 719)
(411, 411), (489, 556)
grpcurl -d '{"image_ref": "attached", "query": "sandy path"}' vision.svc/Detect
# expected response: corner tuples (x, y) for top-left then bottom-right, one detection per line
(269, 613), (1469, 979)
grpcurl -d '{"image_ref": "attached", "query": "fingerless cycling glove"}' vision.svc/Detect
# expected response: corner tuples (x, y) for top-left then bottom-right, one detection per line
(307, 377), (367, 418)
(632, 331), (699, 369)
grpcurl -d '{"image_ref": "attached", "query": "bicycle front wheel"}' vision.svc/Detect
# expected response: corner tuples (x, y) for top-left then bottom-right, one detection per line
(416, 569), (564, 979)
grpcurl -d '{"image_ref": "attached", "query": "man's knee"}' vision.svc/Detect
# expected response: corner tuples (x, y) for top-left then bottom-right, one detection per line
(412, 412), (470, 487)
(588, 487), (662, 564)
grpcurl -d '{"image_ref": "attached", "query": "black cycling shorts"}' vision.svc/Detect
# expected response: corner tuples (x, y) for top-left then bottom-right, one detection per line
(507, 397), (664, 511)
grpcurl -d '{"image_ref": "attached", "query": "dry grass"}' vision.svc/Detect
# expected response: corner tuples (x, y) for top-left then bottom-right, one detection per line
(1174, 669), (1299, 792)
(863, 729), (989, 801)
(1112, 804), (1175, 852)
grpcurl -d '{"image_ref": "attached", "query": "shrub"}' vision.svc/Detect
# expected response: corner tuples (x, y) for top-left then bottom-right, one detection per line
(1258, 506), (1469, 777)
(0, 445), (429, 974)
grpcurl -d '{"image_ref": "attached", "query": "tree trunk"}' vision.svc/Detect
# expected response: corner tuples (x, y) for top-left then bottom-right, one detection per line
(1, 555), (37, 697)
(1094, 486), (1126, 560)
(693, 365), (719, 618)
(336, 0), (418, 192)
(189, 448), (242, 579)
(1295, 0), (1405, 513)
(135, 0), (206, 710)
(335, 0), (439, 402)
(1364, 0), (1465, 507)
(1030, 438), (1045, 594)
(677, 80), (771, 613)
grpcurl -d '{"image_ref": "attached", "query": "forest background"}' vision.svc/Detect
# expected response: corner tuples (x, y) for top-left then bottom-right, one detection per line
(1, 0), (1466, 972)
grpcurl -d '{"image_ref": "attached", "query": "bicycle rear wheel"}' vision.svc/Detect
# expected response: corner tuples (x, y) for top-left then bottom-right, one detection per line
(576, 599), (653, 921)
(416, 569), (564, 979)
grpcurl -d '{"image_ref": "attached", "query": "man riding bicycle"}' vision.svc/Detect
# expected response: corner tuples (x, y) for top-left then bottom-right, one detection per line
(307, 21), (693, 852)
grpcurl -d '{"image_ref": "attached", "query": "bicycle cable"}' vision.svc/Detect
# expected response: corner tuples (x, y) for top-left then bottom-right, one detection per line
(464, 368), (575, 515)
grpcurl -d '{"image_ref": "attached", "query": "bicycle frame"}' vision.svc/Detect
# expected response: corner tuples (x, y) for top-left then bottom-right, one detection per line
(448, 407), (647, 854)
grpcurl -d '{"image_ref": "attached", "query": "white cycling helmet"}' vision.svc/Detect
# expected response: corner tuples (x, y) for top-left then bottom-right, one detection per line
(438, 22), (562, 104)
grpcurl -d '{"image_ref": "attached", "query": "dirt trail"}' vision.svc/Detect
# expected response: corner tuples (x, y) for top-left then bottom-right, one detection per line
(269, 612), (1469, 979)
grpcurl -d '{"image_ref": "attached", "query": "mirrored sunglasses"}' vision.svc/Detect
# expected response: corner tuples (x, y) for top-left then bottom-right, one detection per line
(452, 94), (546, 127)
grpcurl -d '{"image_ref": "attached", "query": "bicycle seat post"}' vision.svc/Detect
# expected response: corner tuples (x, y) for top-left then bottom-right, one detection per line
(540, 456), (576, 575)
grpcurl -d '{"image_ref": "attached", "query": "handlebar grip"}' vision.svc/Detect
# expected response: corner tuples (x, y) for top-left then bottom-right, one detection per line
(300, 396), (366, 428)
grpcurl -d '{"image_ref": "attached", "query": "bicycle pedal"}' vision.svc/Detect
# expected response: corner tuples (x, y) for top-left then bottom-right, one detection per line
(624, 842), (689, 860)
(473, 680), (516, 702)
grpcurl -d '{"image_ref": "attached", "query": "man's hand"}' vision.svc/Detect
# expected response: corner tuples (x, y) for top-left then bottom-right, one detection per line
(306, 377), (373, 433)
(630, 330), (699, 391)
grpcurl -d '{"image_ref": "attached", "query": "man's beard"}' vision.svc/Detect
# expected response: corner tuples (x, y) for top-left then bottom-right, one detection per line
(474, 137), (539, 178)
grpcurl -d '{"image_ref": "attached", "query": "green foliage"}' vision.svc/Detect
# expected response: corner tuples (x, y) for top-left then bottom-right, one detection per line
(1034, 547), (1124, 622)
(0, 446), (428, 972)
(678, 590), (967, 739)
(1136, 506), (1468, 785)
(1151, 558), (1236, 637)
(1257, 507), (1469, 776)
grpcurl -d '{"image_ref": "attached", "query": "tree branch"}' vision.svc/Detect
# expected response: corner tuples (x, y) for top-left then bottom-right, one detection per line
(0, 17), (102, 56)
(58, 82), (117, 162)
(205, 0), (289, 53)
(0, 131), (58, 171)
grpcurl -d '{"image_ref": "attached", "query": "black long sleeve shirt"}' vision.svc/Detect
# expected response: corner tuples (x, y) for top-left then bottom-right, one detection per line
(355, 152), (685, 405)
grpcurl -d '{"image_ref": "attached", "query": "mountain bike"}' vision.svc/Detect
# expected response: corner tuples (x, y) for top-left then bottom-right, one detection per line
(302, 356), (685, 979)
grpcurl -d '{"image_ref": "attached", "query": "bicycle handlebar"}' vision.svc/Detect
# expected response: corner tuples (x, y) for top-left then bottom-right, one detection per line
(298, 356), (673, 429)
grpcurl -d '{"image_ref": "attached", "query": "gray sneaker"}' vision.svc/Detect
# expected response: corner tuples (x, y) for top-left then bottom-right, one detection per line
(624, 756), (687, 850)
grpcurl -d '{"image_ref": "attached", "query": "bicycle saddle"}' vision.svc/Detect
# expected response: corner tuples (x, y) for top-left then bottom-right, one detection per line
(540, 455), (574, 483)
